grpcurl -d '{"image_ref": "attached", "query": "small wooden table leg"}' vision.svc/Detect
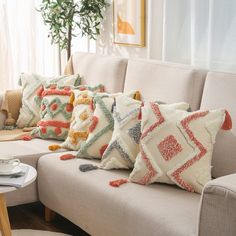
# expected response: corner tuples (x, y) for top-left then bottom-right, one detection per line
(45, 206), (56, 222)
(0, 193), (11, 236)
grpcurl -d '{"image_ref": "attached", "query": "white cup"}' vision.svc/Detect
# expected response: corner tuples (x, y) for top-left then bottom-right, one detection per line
(0, 155), (20, 173)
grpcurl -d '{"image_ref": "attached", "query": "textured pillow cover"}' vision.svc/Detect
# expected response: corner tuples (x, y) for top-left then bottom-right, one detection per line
(17, 73), (81, 128)
(101, 97), (190, 170)
(129, 102), (230, 193)
(77, 91), (140, 159)
(31, 85), (74, 140)
(61, 84), (105, 150)
(100, 94), (142, 169)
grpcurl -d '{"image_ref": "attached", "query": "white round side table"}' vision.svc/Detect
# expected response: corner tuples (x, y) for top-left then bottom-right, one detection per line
(0, 164), (37, 236)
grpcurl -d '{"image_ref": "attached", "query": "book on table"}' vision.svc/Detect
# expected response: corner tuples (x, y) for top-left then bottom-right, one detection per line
(0, 165), (29, 188)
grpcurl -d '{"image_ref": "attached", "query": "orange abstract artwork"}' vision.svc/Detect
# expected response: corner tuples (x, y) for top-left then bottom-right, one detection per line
(117, 14), (135, 35)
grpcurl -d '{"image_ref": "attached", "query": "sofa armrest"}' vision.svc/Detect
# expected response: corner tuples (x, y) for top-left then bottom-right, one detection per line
(0, 93), (6, 130)
(198, 174), (236, 236)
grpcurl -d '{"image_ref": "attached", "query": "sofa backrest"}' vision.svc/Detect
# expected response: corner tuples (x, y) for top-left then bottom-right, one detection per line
(71, 52), (127, 93)
(200, 72), (236, 178)
(123, 59), (207, 110)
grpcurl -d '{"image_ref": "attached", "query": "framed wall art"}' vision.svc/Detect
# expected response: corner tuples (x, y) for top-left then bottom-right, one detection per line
(113, 0), (145, 47)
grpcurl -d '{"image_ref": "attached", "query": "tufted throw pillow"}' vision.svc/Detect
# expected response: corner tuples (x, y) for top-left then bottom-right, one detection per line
(60, 84), (105, 150)
(17, 73), (81, 128)
(101, 97), (190, 170)
(129, 102), (231, 193)
(100, 94), (142, 169)
(31, 85), (74, 140)
(77, 91), (140, 159)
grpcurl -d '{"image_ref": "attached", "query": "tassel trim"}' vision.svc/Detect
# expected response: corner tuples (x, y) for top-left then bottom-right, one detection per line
(48, 144), (61, 151)
(221, 110), (232, 130)
(109, 179), (128, 187)
(60, 154), (76, 160)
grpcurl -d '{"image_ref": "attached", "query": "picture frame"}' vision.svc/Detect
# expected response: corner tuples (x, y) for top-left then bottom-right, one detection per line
(113, 0), (145, 47)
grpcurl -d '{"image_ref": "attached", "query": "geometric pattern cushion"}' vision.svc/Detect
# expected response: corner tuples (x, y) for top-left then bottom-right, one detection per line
(100, 94), (142, 169)
(76, 91), (139, 159)
(129, 102), (228, 193)
(31, 85), (74, 141)
(17, 73), (81, 128)
(76, 93), (116, 159)
(61, 85), (105, 150)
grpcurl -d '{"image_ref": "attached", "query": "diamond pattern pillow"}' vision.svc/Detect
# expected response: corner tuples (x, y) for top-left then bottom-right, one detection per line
(77, 91), (140, 159)
(101, 96), (190, 170)
(31, 85), (74, 140)
(17, 73), (81, 128)
(61, 85), (105, 150)
(129, 102), (231, 193)
(100, 94), (142, 169)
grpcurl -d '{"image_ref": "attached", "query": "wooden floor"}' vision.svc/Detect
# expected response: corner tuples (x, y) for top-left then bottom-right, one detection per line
(8, 202), (89, 236)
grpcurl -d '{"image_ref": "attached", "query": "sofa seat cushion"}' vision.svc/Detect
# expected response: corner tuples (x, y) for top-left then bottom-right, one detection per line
(0, 139), (63, 168)
(38, 152), (200, 236)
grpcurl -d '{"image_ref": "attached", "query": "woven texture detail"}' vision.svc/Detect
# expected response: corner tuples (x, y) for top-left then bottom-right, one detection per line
(101, 94), (142, 170)
(129, 102), (228, 193)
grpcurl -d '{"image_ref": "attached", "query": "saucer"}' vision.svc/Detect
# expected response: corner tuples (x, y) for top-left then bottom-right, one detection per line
(0, 166), (22, 176)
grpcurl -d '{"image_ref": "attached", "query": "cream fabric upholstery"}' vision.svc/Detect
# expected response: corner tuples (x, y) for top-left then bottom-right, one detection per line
(124, 59), (207, 111)
(0, 139), (63, 206)
(38, 153), (200, 236)
(198, 174), (236, 236)
(200, 72), (236, 178)
(72, 52), (128, 93)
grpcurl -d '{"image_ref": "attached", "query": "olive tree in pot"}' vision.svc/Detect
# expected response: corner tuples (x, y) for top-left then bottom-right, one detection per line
(39, 0), (108, 60)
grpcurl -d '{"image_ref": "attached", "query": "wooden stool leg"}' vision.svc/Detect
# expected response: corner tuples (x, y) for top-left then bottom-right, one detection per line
(45, 206), (56, 222)
(0, 194), (11, 236)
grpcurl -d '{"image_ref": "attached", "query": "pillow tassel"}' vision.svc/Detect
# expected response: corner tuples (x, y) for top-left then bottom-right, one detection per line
(109, 179), (128, 187)
(48, 144), (62, 151)
(60, 154), (76, 160)
(133, 91), (141, 101)
(221, 110), (232, 130)
(138, 102), (144, 120)
(22, 135), (33, 141)
(79, 164), (98, 172)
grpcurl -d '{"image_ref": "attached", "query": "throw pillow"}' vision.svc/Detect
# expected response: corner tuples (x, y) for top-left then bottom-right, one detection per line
(101, 96), (190, 170)
(77, 91), (140, 159)
(17, 73), (81, 128)
(129, 102), (231, 193)
(60, 84), (105, 150)
(31, 85), (74, 140)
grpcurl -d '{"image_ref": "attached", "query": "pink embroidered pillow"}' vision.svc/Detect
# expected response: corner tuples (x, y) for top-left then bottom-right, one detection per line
(31, 85), (74, 140)
(129, 102), (232, 193)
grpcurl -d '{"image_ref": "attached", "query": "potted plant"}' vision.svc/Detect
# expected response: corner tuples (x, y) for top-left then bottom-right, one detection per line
(39, 0), (108, 60)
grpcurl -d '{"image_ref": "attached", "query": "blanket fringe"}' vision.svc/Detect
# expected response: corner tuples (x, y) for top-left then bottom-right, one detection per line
(221, 110), (232, 130)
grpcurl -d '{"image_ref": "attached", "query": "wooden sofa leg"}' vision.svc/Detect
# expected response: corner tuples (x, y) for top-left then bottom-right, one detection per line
(45, 207), (56, 222)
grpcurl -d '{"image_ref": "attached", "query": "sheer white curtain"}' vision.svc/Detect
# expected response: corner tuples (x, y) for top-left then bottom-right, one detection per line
(0, 0), (60, 92)
(149, 0), (236, 73)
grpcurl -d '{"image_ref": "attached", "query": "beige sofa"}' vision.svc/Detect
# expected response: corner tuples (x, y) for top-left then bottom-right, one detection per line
(0, 52), (236, 236)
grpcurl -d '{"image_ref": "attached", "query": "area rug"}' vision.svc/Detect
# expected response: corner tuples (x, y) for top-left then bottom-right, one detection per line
(1, 229), (70, 236)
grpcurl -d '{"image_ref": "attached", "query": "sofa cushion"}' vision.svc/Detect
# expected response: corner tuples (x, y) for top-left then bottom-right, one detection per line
(38, 152), (200, 236)
(129, 102), (227, 194)
(0, 139), (62, 206)
(124, 59), (207, 111)
(200, 72), (236, 178)
(17, 73), (81, 128)
(32, 85), (74, 141)
(100, 94), (142, 170)
(72, 52), (128, 93)
(0, 139), (62, 167)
